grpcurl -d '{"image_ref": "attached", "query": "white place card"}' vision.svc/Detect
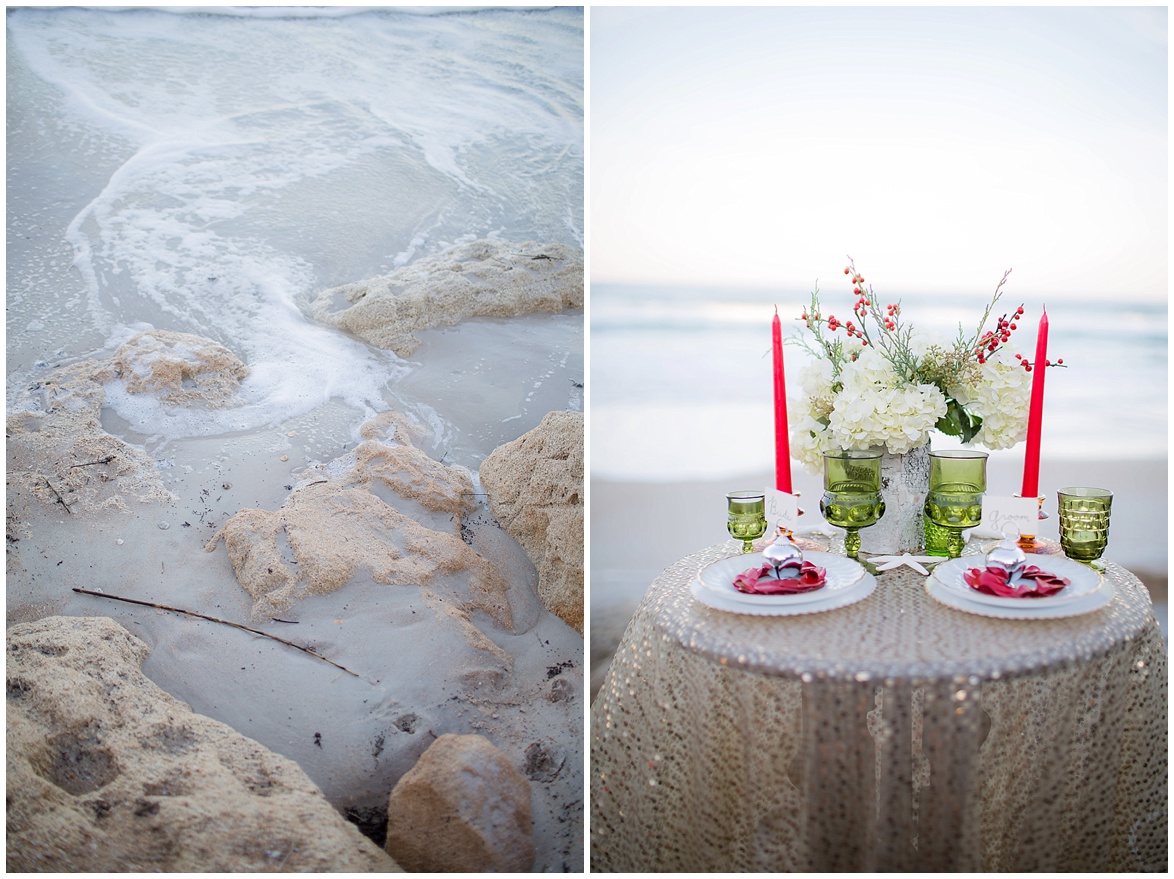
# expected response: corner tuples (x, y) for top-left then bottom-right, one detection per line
(765, 488), (800, 534)
(980, 495), (1040, 538)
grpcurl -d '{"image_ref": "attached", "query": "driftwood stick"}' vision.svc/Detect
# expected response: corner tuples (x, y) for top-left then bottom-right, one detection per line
(71, 587), (362, 680)
(69, 455), (116, 469)
(43, 478), (72, 514)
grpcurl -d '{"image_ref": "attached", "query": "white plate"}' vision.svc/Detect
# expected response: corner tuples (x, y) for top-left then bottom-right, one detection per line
(931, 554), (1102, 608)
(696, 551), (866, 606)
(925, 570), (1113, 620)
(691, 570), (877, 616)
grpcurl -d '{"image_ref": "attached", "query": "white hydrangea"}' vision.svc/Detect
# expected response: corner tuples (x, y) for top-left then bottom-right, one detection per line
(801, 356), (834, 396)
(788, 411), (835, 471)
(828, 381), (947, 455)
(788, 359), (839, 471)
(789, 347), (949, 471)
(821, 349), (947, 455)
(948, 350), (1031, 450)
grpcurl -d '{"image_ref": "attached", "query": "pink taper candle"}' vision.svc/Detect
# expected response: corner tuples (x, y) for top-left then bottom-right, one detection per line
(1020, 307), (1049, 498)
(773, 306), (792, 493)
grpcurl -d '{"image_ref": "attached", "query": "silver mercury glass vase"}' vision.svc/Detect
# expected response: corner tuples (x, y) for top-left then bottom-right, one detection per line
(858, 442), (930, 555)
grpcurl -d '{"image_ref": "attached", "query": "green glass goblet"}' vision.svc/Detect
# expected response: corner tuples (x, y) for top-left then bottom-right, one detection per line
(924, 450), (988, 559)
(820, 450), (885, 559)
(727, 491), (767, 553)
(1057, 487), (1112, 570)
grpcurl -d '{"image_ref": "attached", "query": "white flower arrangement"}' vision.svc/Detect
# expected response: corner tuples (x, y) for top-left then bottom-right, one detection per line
(790, 259), (1049, 471)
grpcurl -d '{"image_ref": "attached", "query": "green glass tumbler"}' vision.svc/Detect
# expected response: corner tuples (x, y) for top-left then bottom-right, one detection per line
(727, 491), (767, 553)
(924, 450), (988, 559)
(820, 450), (885, 559)
(1057, 487), (1112, 569)
(923, 511), (951, 557)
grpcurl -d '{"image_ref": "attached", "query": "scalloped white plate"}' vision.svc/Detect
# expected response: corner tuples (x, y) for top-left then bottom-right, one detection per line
(695, 551), (866, 606)
(931, 554), (1102, 609)
(925, 569), (1113, 620)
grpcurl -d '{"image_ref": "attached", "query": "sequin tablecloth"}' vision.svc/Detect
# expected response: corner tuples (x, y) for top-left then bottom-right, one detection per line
(590, 541), (1168, 872)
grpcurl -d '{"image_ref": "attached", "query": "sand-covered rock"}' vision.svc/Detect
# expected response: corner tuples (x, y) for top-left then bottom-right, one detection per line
(6, 329), (251, 521)
(353, 410), (479, 517)
(206, 480), (514, 629)
(481, 410), (584, 632)
(384, 733), (535, 872)
(6, 360), (172, 517)
(112, 329), (249, 406)
(205, 411), (514, 631)
(5, 615), (401, 873)
(312, 239), (583, 356)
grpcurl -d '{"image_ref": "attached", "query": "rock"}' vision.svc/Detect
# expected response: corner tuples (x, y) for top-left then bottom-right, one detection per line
(206, 480), (513, 629)
(113, 329), (249, 407)
(5, 616), (401, 873)
(353, 410), (478, 518)
(312, 239), (583, 356)
(6, 360), (172, 517)
(205, 411), (514, 630)
(384, 733), (534, 872)
(480, 411), (584, 632)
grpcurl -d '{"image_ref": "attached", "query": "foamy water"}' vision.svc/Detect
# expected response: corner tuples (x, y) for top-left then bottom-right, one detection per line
(8, 6), (583, 452)
(592, 283), (1167, 481)
(7, 8), (583, 867)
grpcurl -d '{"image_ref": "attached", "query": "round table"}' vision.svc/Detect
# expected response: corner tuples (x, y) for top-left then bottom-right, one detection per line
(590, 540), (1168, 872)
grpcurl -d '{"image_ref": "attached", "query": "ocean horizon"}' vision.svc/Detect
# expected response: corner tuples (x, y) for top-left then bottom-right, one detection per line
(591, 281), (1167, 483)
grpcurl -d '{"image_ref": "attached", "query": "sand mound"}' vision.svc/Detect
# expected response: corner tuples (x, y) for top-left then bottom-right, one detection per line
(112, 329), (249, 407)
(481, 411), (584, 632)
(207, 481), (513, 630)
(6, 360), (172, 518)
(206, 411), (513, 630)
(6, 615), (400, 873)
(351, 411), (478, 518)
(311, 239), (583, 355)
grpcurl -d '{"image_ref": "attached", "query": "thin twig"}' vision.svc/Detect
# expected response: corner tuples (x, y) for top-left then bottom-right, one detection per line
(71, 588), (362, 680)
(69, 455), (115, 470)
(43, 478), (72, 514)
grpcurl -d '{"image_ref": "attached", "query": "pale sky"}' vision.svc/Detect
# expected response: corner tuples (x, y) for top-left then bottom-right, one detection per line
(590, 6), (1168, 299)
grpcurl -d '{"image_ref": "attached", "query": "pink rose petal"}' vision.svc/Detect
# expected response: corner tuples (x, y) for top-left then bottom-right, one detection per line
(733, 561), (827, 595)
(963, 564), (1070, 598)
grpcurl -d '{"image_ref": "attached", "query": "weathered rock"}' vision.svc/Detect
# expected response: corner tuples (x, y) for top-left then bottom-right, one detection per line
(206, 410), (515, 636)
(6, 359), (172, 517)
(5, 616), (401, 873)
(312, 239), (583, 356)
(206, 481), (513, 629)
(384, 733), (535, 872)
(352, 410), (478, 518)
(480, 410), (584, 632)
(113, 329), (249, 406)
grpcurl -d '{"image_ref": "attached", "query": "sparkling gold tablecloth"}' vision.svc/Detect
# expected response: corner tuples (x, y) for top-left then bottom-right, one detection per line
(590, 541), (1168, 871)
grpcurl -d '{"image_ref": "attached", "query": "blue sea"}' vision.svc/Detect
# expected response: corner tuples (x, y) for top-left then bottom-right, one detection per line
(591, 283), (1167, 481)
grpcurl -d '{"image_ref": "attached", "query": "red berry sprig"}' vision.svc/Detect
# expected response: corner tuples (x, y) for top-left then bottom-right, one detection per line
(1013, 353), (1065, 373)
(975, 305), (1025, 364)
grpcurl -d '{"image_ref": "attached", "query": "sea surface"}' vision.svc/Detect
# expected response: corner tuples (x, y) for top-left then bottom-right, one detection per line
(591, 282), (1167, 482)
(8, 5), (584, 460)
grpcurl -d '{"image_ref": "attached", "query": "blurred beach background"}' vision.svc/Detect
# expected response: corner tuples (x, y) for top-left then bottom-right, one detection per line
(588, 7), (1168, 697)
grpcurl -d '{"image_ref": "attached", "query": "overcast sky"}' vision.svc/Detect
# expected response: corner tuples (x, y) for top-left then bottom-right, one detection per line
(590, 6), (1167, 299)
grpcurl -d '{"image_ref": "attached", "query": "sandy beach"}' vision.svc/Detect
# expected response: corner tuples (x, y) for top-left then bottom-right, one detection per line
(7, 7), (585, 871)
(590, 456), (1168, 699)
